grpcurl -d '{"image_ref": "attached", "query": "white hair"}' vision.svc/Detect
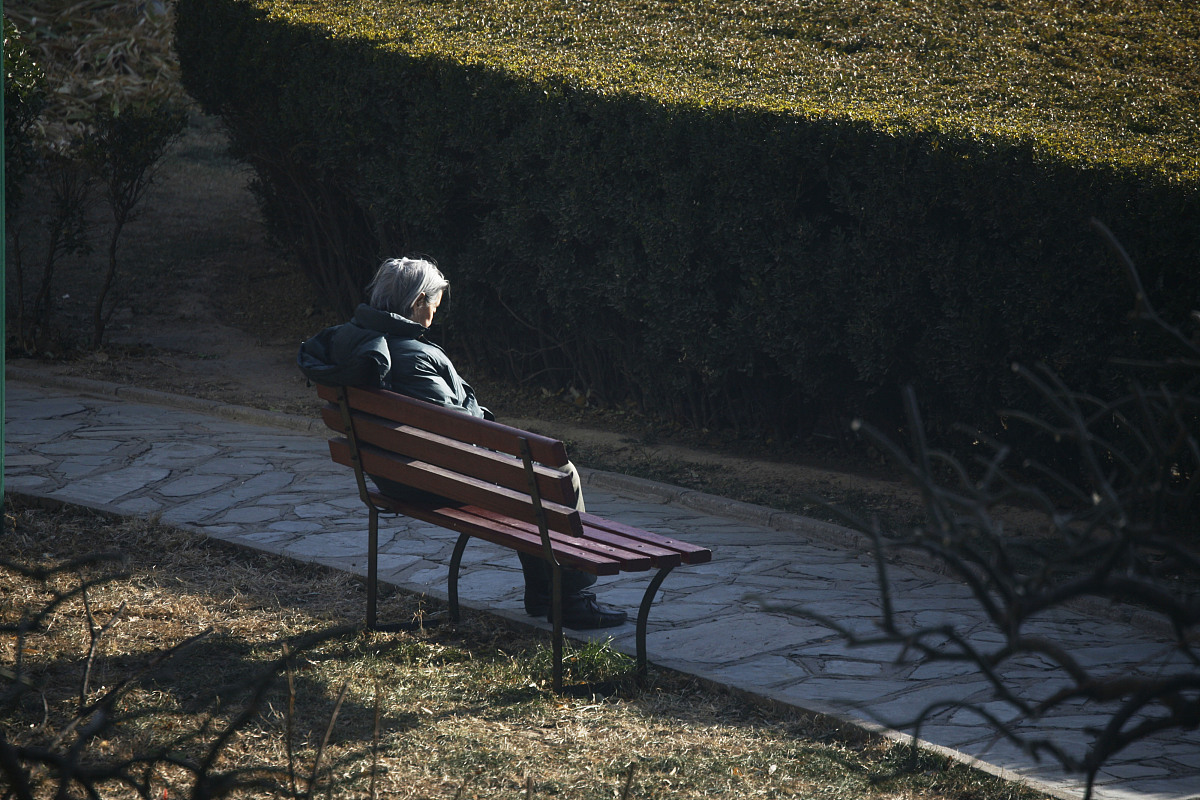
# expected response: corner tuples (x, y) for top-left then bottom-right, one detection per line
(367, 257), (449, 318)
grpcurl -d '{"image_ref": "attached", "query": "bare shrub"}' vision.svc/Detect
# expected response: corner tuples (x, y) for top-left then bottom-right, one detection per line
(0, 511), (358, 799)
(779, 221), (1199, 798)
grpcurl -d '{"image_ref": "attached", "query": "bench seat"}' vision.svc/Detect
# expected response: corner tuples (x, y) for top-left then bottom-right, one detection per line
(317, 384), (712, 689)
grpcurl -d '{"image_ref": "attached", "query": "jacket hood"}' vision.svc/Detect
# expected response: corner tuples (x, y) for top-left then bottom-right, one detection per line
(296, 315), (391, 387)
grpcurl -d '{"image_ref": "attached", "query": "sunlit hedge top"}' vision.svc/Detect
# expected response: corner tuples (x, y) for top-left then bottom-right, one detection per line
(252, 0), (1198, 183)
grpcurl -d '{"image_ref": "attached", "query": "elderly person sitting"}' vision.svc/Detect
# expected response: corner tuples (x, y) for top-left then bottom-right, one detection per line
(305, 257), (626, 630)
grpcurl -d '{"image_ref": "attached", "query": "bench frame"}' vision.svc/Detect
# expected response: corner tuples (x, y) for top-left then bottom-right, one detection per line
(318, 384), (711, 691)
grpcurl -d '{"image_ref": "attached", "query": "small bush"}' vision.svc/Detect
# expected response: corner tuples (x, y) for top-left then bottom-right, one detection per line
(5, 1), (189, 350)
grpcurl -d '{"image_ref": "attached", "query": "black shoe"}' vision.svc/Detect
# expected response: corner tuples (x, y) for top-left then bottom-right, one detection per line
(551, 592), (627, 630)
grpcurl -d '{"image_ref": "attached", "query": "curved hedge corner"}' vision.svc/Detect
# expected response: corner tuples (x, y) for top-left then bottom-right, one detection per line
(176, 0), (1200, 445)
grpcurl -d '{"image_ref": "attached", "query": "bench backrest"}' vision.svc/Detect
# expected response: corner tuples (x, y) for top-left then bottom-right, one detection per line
(317, 384), (584, 536)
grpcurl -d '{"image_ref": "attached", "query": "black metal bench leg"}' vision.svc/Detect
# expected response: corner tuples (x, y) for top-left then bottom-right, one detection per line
(367, 507), (379, 628)
(551, 562), (563, 693)
(636, 566), (674, 677)
(448, 533), (471, 624)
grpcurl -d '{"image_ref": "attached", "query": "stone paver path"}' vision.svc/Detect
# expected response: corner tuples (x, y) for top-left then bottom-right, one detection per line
(5, 375), (1198, 800)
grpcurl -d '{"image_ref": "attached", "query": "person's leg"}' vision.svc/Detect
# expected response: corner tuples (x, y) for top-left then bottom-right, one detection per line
(521, 459), (594, 606)
(520, 462), (625, 629)
(373, 469), (624, 629)
(519, 551), (596, 606)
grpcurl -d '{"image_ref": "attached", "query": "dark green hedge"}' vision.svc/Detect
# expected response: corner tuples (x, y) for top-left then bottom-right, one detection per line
(176, 0), (1200, 442)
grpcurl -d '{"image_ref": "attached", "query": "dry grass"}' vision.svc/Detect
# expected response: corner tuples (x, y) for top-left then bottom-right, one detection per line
(6, 0), (188, 150)
(1, 497), (1049, 800)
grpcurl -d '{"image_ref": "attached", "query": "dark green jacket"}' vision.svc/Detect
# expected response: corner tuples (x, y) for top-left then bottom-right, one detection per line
(297, 304), (485, 418)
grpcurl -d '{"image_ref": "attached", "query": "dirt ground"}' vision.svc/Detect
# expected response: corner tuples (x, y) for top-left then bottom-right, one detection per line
(7, 111), (931, 529)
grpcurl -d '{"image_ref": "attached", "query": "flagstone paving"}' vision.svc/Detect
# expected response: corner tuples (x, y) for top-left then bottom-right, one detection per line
(4, 373), (1198, 800)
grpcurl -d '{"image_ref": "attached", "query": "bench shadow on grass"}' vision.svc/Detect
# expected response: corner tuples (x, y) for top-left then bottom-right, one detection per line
(4, 499), (949, 800)
(4, 519), (631, 757)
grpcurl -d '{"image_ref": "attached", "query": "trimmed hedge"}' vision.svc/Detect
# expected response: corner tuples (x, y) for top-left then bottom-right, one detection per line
(176, 0), (1200, 441)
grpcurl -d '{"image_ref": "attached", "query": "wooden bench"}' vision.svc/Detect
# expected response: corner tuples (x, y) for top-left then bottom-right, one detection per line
(316, 384), (712, 690)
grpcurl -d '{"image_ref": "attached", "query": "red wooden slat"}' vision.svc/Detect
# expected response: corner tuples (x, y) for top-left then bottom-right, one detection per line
(371, 494), (620, 575)
(465, 507), (656, 571)
(321, 406), (576, 506)
(329, 439), (585, 537)
(318, 385), (568, 465)
(580, 512), (713, 564)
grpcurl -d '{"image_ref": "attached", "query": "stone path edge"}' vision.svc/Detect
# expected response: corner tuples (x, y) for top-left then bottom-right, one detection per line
(5, 363), (1170, 639)
(4, 364), (879, 558)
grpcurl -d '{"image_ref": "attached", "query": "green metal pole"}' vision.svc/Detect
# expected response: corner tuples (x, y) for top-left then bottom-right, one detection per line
(2, 10), (8, 518)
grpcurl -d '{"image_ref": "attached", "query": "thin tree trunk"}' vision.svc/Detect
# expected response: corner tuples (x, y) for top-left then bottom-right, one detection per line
(93, 212), (127, 349)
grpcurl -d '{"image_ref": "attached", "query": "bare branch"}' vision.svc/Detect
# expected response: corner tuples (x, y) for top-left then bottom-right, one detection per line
(786, 233), (1200, 798)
